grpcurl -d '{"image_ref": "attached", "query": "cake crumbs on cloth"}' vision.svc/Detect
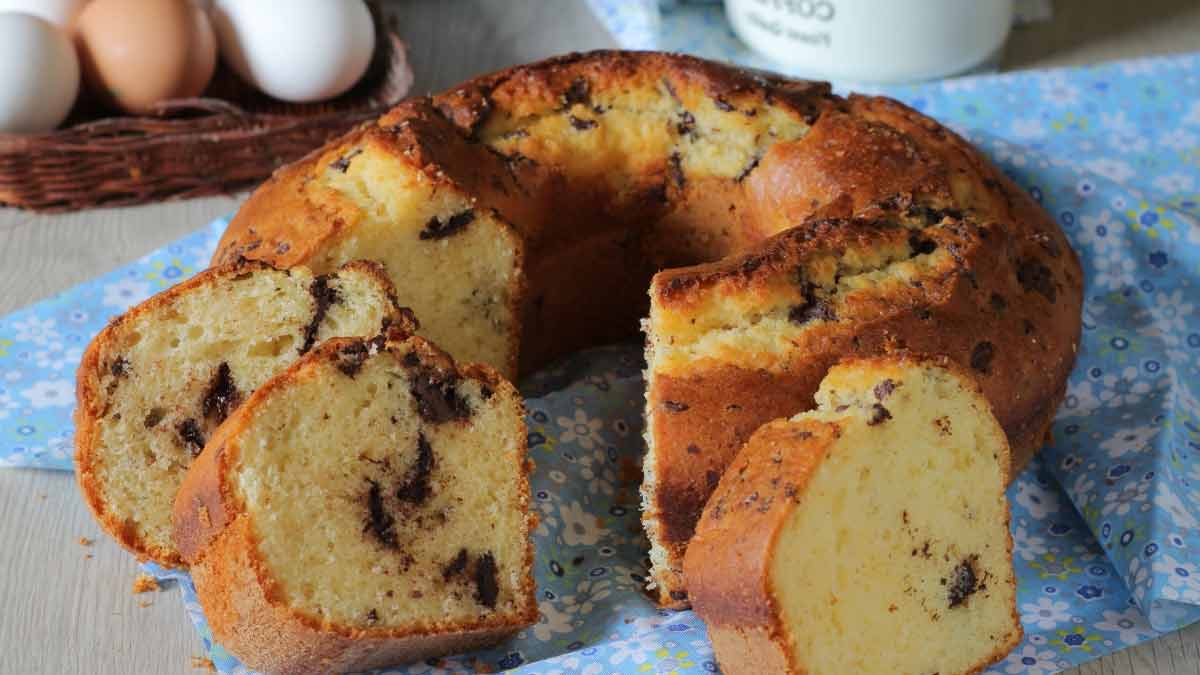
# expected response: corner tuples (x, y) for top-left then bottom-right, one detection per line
(78, 536), (93, 546)
(132, 574), (159, 594)
(190, 656), (215, 671)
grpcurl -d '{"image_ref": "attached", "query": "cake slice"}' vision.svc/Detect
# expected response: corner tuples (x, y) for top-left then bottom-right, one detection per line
(684, 355), (1020, 675)
(172, 332), (537, 675)
(75, 259), (413, 567)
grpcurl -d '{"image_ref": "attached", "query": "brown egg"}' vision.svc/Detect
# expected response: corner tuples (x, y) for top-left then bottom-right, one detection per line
(178, 5), (217, 99)
(75, 0), (217, 114)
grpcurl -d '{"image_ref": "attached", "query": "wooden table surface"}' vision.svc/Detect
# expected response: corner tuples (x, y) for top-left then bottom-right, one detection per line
(3, 1), (1199, 673)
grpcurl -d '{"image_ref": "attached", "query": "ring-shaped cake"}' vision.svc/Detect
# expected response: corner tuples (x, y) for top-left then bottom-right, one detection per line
(214, 51), (1083, 605)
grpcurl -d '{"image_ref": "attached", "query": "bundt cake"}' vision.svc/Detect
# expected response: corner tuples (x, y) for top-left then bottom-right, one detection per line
(211, 50), (1082, 604)
(684, 355), (1021, 674)
(172, 332), (537, 675)
(75, 259), (413, 567)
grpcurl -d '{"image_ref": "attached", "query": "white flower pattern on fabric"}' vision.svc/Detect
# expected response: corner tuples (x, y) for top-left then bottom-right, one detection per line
(11, 316), (58, 343)
(1100, 477), (1152, 516)
(102, 278), (152, 310)
(1021, 597), (1071, 630)
(1014, 525), (1050, 562)
(1083, 158), (1137, 184)
(1155, 486), (1200, 530)
(1096, 367), (1152, 409)
(21, 379), (73, 409)
(1153, 554), (1200, 604)
(1002, 645), (1059, 675)
(559, 499), (602, 546)
(1095, 608), (1156, 645)
(1015, 480), (1061, 520)
(1098, 424), (1160, 459)
(557, 409), (605, 449)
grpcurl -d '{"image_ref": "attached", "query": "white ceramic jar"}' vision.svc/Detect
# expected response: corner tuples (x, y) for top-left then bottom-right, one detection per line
(725, 0), (1014, 82)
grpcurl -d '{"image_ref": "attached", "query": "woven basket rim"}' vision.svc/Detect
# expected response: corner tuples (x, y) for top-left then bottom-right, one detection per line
(0, 2), (413, 213)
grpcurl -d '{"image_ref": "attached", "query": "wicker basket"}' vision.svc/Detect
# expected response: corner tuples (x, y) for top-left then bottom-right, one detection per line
(0, 8), (413, 213)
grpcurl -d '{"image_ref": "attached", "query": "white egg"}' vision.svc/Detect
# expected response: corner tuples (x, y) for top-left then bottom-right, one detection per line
(211, 0), (375, 103)
(0, 0), (88, 29)
(0, 13), (80, 133)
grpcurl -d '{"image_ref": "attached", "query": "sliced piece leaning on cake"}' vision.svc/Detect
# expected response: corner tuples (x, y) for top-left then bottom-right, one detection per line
(172, 331), (538, 675)
(684, 355), (1021, 675)
(75, 259), (413, 567)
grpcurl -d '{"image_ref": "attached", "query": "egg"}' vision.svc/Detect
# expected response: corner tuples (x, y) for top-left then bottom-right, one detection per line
(0, 0), (88, 30)
(212, 0), (375, 103)
(75, 0), (217, 114)
(0, 13), (80, 133)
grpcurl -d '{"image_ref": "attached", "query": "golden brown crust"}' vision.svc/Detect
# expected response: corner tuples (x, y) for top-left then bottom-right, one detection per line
(172, 333), (538, 674)
(683, 418), (836, 631)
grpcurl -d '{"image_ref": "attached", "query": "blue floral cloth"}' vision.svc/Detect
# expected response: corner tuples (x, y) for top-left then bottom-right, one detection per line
(2, 49), (1200, 674)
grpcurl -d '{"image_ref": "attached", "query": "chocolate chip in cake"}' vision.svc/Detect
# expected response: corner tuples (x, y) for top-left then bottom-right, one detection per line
(873, 379), (898, 401)
(947, 556), (980, 608)
(675, 110), (696, 137)
(686, 444), (702, 455)
(365, 608), (379, 624)
(300, 275), (341, 355)
(396, 433), (435, 504)
(443, 548), (469, 580)
(568, 115), (597, 131)
(176, 419), (205, 456)
(669, 590), (688, 601)
(1017, 257), (1057, 303)
(202, 362), (240, 425)
(111, 357), (130, 378)
(364, 478), (398, 549)
(714, 96), (735, 112)
(735, 155), (761, 183)
(867, 404), (892, 426)
(329, 148), (362, 173)
(419, 210), (476, 240)
(667, 151), (685, 189)
(560, 77), (590, 108)
(143, 407), (166, 429)
(934, 416), (952, 436)
(334, 341), (370, 377)
(662, 400), (689, 413)
(409, 366), (471, 424)
(971, 341), (996, 374)
(474, 552), (499, 609)
(908, 233), (938, 255)
(989, 293), (1007, 314)
(906, 204), (963, 224)
(788, 295), (836, 324)
(480, 385), (494, 400)
(705, 470), (721, 490)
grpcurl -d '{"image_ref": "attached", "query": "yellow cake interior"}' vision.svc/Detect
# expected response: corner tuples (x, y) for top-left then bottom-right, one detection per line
(770, 362), (1017, 674)
(229, 343), (530, 628)
(90, 266), (397, 560)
